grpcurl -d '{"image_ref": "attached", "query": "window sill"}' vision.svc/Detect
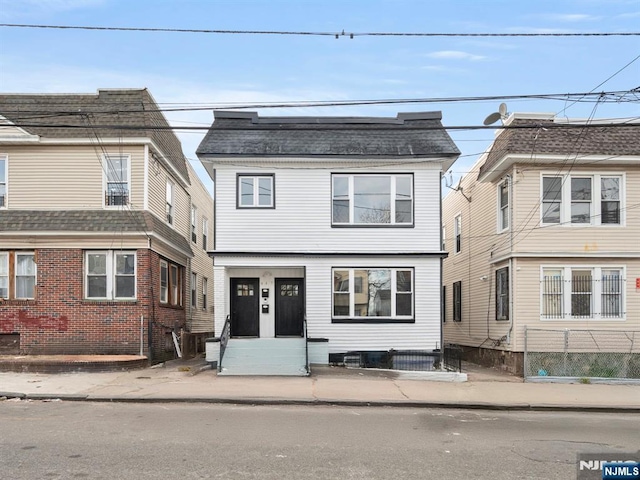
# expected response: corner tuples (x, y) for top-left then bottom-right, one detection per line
(0, 299), (36, 306)
(332, 318), (415, 324)
(159, 303), (184, 310)
(83, 300), (137, 305)
(331, 224), (414, 229)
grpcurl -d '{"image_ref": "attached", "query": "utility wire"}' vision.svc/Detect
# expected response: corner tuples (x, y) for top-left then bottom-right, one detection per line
(1, 23), (639, 37)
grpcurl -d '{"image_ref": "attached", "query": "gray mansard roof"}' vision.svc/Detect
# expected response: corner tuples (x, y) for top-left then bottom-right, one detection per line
(196, 111), (461, 158)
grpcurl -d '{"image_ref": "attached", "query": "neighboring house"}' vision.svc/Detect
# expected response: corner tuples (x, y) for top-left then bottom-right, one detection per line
(197, 110), (460, 375)
(0, 89), (213, 363)
(442, 112), (640, 375)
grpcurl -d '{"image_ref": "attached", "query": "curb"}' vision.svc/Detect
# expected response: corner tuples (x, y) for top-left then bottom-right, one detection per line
(2, 392), (639, 413)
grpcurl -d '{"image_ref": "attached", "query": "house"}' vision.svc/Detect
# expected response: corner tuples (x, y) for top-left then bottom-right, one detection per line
(0, 89), (214, 364)
(196, 110), (460, 375)
(442, 112), (640, 377)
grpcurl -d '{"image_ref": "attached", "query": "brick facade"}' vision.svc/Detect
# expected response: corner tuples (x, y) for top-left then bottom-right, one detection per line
(0, 248), (186, 364)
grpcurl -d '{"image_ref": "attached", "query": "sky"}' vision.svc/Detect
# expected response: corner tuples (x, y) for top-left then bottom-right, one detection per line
(1, 0), (639, 195)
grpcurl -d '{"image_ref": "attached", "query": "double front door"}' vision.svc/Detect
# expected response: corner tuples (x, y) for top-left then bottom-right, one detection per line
(230, 278), (304, 337)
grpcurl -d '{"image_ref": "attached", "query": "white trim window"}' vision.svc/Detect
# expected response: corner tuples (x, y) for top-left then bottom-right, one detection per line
(497, 179), (509, 231)
(454, 214), (462, 253)
(85, 251), (136, 300)
(237, 174), (274, 208)
(166, 180), (174, 225)
(202, 218), (209, 250)
(191, 206), (197, 243)
(332, 174), (413, 225)
(160, 259), (182, 306)
(541, 174), (623, 226)
(0, 251), (36, 300)
(540, 266), (625, 320)
(0, 154), (7, 208)
(104, 155), (130, 207)
(332, 268), (413, 321)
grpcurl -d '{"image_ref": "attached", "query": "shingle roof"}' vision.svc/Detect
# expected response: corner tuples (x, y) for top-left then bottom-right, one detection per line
(196, 111), (461, 158)
(0, 210), (192, 255)
(0, 89), (190, 183)
(478, 117), (640, 179)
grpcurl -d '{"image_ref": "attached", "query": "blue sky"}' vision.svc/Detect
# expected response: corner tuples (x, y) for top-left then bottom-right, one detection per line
(1, 0), (639, 194)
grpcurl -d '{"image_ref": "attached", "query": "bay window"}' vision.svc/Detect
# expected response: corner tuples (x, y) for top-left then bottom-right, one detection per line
(332, 268), (414, 322)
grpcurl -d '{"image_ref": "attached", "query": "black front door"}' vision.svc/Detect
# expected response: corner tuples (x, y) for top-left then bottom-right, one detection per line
(275, 278), (304, 337)
(231, 278), (260, 337)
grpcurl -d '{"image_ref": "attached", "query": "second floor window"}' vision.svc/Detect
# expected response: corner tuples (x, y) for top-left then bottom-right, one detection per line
(542, 174), (622, 226)
(0, 251), (36, 300)
(166, 180), (174, 225)
(202, 218), (209, 250)
(332, 174), (413, 226)
(0, 155), (7, 208)
(104, 155), (129, 206)
(191, 206), (197, 243)
(498, 180), (509, 231)
(85, 251), (135, 300)
(238, 174), (274, 208)
(454, 214), (462, 253)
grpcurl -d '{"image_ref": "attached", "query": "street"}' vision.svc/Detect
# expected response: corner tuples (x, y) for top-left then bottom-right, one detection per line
(1, 401), (637, 479)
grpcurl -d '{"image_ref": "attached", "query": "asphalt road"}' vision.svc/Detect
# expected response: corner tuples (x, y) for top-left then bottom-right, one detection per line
(0, 401), (638, 479)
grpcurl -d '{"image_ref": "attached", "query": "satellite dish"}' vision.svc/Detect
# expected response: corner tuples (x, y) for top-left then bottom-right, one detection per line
(483, 112), (502, 126)
(499, 103), (508, 116)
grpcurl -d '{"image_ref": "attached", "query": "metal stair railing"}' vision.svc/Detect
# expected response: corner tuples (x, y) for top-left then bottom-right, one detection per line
(219, 315), (231, 373)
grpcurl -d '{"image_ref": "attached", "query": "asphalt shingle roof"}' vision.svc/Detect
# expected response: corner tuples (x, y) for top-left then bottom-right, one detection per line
(0, 89), (190, 183)
(196, 111), (461, 158)
(0, 210), (192, 255)
(478, 117), (640, 179)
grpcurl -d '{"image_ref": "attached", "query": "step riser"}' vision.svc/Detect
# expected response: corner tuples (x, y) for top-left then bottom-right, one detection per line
(220, 338), (308, 376)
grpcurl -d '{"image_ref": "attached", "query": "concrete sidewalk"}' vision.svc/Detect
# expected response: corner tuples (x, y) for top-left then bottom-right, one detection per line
(1, 357), (638, 412)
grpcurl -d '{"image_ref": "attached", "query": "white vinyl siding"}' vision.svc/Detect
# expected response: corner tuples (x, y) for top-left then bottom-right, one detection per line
(214, 163), (443, 252)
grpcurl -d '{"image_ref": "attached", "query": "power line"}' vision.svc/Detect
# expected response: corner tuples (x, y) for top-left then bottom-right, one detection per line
(2, 23), (639, 38)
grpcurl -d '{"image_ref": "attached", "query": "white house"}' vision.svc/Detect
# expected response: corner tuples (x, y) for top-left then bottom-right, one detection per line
(197, 111), (460, 375)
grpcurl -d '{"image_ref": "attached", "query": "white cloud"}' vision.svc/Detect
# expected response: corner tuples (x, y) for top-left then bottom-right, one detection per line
(426, 51), (486, 61)
(0, 0), (105, 18)
(537, 13), (600, 22)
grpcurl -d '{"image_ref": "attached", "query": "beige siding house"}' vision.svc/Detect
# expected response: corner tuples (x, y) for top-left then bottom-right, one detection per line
(0, 89), (213, 362)
(443, 112), (640, 375)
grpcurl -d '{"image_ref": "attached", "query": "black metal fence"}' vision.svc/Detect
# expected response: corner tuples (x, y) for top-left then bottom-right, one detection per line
(342, 346), (462, 373)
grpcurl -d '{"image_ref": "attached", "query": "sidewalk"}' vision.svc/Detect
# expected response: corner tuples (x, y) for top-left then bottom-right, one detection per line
(1, 357), (638, 412)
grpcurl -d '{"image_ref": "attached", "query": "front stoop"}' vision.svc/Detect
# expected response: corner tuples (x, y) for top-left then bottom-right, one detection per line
(0, 355), (149, 373)
(219, 338), (308, 376)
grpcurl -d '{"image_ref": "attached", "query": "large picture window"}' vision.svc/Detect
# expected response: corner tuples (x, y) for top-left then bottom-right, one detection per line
(332, 268), (413, 322)
(104, 155), (130, 206)
(237, 174), (274, 208)
(0, 251), (36, 300)
(541, 266), (624, 319)
(542, 174), (623, 226)
(332, 174), (413, 225)
(85, 251), (135, 300)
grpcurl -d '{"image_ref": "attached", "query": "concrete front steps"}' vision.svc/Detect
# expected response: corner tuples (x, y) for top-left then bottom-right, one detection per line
(219, 338), (308, 376)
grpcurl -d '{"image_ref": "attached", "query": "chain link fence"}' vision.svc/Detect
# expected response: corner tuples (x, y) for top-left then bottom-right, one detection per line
(524, 327), (640, 382)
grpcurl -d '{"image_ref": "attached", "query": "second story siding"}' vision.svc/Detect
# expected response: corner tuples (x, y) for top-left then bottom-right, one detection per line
(214, 160), (444, 253)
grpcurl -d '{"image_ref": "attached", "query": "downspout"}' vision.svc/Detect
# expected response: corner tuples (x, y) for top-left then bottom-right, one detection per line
(439, 171), (445, 369)
(506, 172), (514, 345)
